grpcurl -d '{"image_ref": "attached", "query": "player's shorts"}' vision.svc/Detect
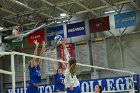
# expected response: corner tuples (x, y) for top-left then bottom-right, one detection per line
(66, 86), (81, 93)
(26, 84), (39, 93)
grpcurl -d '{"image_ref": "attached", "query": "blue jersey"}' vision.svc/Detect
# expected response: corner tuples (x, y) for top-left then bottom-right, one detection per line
(67, 86), (81, 93)
(54, 72), (65, 92)
(27, 65), (41, 93)
(29, 65), (41, 84)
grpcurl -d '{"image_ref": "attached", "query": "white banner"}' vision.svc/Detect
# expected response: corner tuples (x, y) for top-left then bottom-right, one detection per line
(75, 42), (91, 73)
(92, 39), (108, 67)
(6, 75), (139, 93)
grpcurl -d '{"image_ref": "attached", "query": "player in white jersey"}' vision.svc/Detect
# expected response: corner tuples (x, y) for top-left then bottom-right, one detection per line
(61, 40), (81, 93)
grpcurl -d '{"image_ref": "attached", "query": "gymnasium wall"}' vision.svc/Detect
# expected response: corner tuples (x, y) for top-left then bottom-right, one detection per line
(1, 10), (140, 92)
(0, 58), (3, 93)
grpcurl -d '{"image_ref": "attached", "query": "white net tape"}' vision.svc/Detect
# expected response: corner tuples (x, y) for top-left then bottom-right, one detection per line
(0, 69), (12, 75)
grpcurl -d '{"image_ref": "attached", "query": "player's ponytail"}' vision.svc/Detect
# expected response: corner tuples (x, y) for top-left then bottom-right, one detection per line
(69, 57), (77, 76)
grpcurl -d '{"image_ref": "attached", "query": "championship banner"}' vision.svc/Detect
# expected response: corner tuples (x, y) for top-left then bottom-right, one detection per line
(47, 25), (64, 41)
(59, 43), (74, 61)
(28, 29), (44, 44)
(6, 75), (139, 93)
(89, 16), (110, 33)
(114, 11), (137, 28)
(92, 38), (108, 67)
(67, 21), (86, 38)
(75, 42), (91, 73)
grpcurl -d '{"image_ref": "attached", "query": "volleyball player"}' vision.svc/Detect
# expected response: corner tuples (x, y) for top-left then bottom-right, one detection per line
(61, 40), (81, 93)
(26, 40), (46, 93)
(95, 85), (102, 93)
(52, 60), (65, 93)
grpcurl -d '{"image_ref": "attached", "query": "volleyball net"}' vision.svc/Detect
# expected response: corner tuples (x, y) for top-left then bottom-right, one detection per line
(0, 51), (138, 93)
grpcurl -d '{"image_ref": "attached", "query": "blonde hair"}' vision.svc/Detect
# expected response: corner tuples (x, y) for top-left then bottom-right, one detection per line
(69, 57), (77, 76)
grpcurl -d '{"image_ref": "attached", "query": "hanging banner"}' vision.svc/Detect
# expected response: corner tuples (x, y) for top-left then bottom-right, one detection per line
(6, 75), (139, 93)
(67, 21), (86, 38)
(75, 42), (91, 73)
(59, 43), (74, 60)
(114, 11), (136, 28)
(47, 25), (64, 41)
(28, 29), (44, 44)
(92, 38), (108, 67)
(8, 40), (22, 48)
(89, 16), (110, 33)
(58, 43), (74, 69)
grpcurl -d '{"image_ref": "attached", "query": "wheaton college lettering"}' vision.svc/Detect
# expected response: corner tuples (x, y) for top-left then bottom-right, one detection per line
(68, 27), (84, 32)
(7, 75), (138, 93)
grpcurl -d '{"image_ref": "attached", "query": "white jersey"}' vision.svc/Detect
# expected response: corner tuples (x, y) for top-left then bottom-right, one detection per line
(63, 46), (80, 88)
(64, 65), (80, 88)
(64, 47), (70, 61)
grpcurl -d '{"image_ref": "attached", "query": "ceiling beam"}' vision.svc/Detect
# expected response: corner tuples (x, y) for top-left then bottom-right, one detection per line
(0, 7), (35, 22)
(8, 0), (54, 18)
(0, 8), (21, 25)
(0, 22), (35, 32)
(71, 0), (99, 17)
(100, 0), (119, 13)
(1, 0), (77, 21)
(1, 7), (49, 20)
(4, 20), (20, 25)
(57, 0), (84, 6)
(41, 0), (70, 14)
(3, 0), (131, 23)
(128, 0), (140, 10)
(76, 0), (130, 14)
(3, 0), (131, 27)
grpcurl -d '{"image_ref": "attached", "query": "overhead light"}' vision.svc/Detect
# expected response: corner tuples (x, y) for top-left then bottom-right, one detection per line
(15, 0), (25, 6)
(0, 27), (3, 30)
(60, 13), (67, 17)
(63, 20), (69, 22)
(105, 10), (119, 14)
(56, 21), (62, 24)
(63, 20), (67, 22)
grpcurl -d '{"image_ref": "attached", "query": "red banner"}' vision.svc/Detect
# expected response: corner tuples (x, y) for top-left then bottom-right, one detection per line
(89, 16), (110, 33)
(59, 43), (74, 69)
(28, 29), (44, 44)
(59, 43), (74, 60)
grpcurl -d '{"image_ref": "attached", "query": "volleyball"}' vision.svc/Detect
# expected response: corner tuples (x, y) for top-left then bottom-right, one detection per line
(54, 35), (64, 45)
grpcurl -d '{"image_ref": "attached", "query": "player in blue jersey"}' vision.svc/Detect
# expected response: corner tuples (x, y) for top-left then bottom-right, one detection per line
(52, 59), (65, 93)
(26, 40), (46, 93)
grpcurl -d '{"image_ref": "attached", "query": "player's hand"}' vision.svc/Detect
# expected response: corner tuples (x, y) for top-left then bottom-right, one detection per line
(70, 83), (74, 91)
(42, 41), (46, 47)
(33, 83), (40, 87)
(61, 38), (67, 45)
(33, 40), (39, 47)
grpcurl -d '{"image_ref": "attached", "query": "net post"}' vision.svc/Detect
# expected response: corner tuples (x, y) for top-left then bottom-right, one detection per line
(23, 54), (26, 93)
(131, 73), (135, 93)
(11, 54), (15, 93)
